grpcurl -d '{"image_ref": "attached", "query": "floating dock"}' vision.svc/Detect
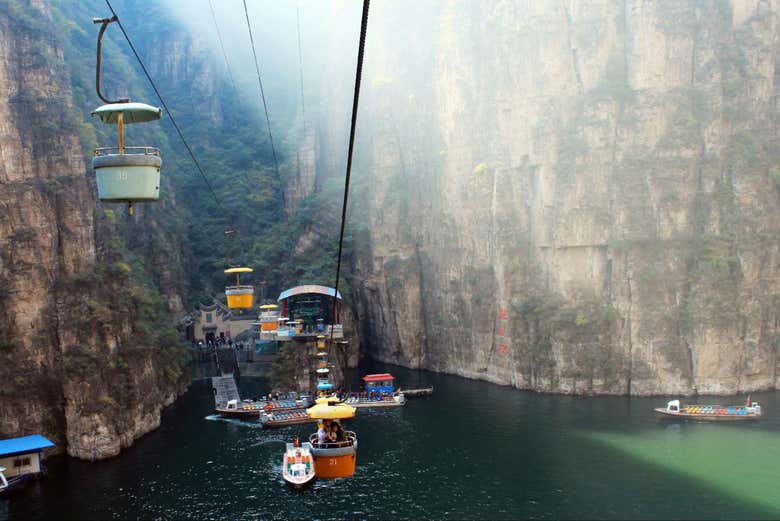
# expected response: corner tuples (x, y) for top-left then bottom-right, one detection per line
(399, 387), (433, 398)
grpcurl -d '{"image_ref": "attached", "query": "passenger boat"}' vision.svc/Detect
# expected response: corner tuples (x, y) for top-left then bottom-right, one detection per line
(344, 373), (407, 408)
(345, 393), (406, 408)
(307, 398), (358, 478)
(654, 399), (763, 421)
(214, 399), (266, 419)
(0, 466), (30, 495)
(0, 435), (55, 494)
(261, 410), (317, 429)
(281, 440), (316, 489)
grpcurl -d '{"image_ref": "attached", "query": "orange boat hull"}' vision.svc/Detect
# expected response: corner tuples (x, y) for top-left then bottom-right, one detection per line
(313, 453), (356, 478)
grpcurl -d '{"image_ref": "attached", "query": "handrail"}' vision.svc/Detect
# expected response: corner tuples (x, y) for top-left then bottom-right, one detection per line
(94, 146), (160, 156)
(309, 432), (356, 449)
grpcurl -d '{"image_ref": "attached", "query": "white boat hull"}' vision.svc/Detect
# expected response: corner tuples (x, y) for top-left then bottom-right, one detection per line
(282, 443), (316, 489)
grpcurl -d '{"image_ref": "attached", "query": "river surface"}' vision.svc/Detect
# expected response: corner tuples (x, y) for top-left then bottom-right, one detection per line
(2, 362), (780, 520)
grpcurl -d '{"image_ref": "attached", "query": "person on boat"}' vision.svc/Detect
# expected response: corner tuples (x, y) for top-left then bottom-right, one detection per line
(328, 423), (339, 444)
(334, 422), (346, 443)
(316, 422), (326, 447)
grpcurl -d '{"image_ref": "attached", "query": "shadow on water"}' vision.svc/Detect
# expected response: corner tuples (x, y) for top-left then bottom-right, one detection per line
(2, 362), (780, 519)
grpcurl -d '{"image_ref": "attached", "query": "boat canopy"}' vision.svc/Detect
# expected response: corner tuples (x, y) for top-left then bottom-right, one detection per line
(277, 285), (342, 301)
(0, 435), (55, 458)
(306, 402), (356, 420)
(317, 382), (334, 390)
(225, 267), (253, 274)
(315, 396), (341, 405)
(362, 373), (394, 382)
(91, 102), (162, 124)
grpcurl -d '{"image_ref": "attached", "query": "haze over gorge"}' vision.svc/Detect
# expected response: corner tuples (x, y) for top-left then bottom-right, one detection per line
(1, 0), (779, 459)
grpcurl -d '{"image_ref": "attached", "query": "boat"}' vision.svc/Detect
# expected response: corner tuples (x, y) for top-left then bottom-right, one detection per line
(281, 440), (316, 489)
(0, 466), (31, 495)
(654, 399), (763, 421)
(307, 398), (358, 478)
(343, 373), (407, 408)
(263, 397), (311, 413)
(215, 398), (266, 419)
(362, 373), (397, 393)
(0, 435), (55, 495)
(261, 410), (317, 428)
(345, 393), (406, 408)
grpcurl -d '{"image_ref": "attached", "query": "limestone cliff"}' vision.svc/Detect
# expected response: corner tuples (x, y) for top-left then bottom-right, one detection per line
(323, 0), (780, 395)
(0, 1), (188, 458)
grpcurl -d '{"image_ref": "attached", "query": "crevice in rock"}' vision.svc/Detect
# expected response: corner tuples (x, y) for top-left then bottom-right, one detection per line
(561, 0), (585, 94)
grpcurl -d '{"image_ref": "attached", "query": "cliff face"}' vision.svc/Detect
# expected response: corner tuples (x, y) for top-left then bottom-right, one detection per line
(0, 1), (187, 458)
(340, 0), (780, 395)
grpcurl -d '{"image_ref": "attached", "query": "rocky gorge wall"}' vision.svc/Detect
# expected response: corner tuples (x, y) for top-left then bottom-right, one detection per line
(0, 1), (188, 459)
(326, 0), (780, 395)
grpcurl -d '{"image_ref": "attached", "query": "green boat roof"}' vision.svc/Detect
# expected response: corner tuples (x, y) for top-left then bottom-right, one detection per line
(91, 102), (163, 124)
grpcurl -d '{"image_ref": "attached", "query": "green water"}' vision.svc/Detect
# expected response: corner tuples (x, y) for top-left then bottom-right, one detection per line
(2, 363), (780, 520)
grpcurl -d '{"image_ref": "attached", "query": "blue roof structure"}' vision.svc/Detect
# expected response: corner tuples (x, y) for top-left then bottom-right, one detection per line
(277, 285), (342, 301)
(317, 382), (334, 390)
(0, 435), (55, 457)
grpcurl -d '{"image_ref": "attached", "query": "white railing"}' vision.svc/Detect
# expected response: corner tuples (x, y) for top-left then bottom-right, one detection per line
(309, 431), (356, 449)
(94, 146), (160, 156)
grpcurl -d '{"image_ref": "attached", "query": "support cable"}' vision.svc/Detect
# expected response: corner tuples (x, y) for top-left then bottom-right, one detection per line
(242, 0), (281, 177)
(329, 0), (371, 345)
(207, 0), (240, 101)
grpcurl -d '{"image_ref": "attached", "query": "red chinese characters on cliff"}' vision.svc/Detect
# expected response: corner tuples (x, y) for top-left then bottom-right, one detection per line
(496, 307), (510, 356)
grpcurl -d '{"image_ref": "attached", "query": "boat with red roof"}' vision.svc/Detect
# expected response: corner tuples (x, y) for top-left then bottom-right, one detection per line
(343, 373), (406, 408)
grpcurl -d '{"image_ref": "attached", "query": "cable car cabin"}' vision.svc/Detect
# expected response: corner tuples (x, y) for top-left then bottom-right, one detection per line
(306, 401), (357, 479)
(91, 103), (163, 212)
(225, 267), (254, 309)
(257, 304), (280, 341)
(362, 373), (396, 394)
(259, 304), (280, 331)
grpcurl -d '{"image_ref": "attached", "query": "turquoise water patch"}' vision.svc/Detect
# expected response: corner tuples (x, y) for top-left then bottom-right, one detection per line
(584, 423), (780, 516)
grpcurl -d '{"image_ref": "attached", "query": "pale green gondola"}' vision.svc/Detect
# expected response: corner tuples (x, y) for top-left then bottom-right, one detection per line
(91, 16), (163, 215)
(91, 103), (162, 214)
